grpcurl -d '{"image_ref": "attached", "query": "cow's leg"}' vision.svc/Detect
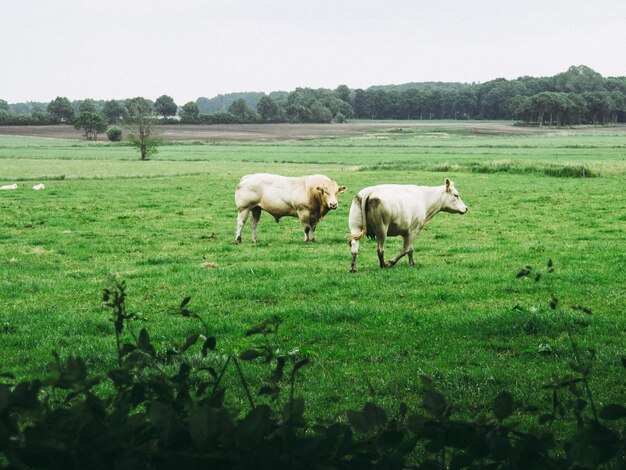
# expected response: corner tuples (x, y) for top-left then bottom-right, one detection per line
(235, 207), (250, 243)
(386, 235), (415, 268)
(250, 207), (262, 243)
(376, 233), (387, 269)
(408, 245), (415, 266)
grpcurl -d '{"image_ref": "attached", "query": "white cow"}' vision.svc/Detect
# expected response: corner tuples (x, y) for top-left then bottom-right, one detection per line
(235, 173), (347, 243)
(32, 184), (45, 190)
(348, 178), (468, 272)
(0, 184), (17, 190)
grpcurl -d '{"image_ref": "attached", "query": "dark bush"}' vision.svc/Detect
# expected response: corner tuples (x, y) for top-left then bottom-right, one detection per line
(106, 126), (123, 142)
(0, 272), (623, 469)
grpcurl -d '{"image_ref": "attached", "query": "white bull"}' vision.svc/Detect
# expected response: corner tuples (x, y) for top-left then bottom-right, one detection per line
(348, 178), (468, 272)
(235, 173), (347, 243)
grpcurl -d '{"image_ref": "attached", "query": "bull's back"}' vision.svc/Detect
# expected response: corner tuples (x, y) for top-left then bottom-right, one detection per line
(235, 173), (306, 215)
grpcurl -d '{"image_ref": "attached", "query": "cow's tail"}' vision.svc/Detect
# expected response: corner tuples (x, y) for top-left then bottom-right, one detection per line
(348, 192), (369, 244)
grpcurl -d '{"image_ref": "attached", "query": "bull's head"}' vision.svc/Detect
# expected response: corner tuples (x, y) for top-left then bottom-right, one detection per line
(317, 182), (348, 210)
(441, 178), (468, 214)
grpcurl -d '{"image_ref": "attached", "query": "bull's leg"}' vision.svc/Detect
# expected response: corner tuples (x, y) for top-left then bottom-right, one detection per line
(408, 245), (415, 266)
(235, 207), (250, 243)
(250, 207), (262, 243)
(308, 222), (317, 242)
(298, 210), (312, 242)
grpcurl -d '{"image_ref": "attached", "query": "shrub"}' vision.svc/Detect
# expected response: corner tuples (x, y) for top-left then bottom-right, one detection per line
(106, 126), (123, 142)
(334, 112), (347, 123)
(0, 269), (623, 469)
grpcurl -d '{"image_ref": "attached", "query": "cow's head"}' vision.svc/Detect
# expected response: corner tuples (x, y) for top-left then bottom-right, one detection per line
(441, 178), (468, 214)
(317, 181), (348, 210)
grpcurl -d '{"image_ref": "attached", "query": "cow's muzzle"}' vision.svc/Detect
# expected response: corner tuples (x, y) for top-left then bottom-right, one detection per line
(329, 202), (338, 210)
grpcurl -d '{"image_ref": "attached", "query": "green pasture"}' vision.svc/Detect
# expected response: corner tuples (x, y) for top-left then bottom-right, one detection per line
(0, 125), (624, 427)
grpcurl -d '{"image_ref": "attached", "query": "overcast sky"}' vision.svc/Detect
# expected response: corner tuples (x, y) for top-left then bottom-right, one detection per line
(2, 0), (625, 104)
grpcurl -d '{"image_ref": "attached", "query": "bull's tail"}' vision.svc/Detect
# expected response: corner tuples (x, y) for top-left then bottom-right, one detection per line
(348, 193), (369, 244)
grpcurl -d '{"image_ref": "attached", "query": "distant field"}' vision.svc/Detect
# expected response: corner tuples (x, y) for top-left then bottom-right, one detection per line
(0, 121), (624, 428)
(1, 120), (626, 142)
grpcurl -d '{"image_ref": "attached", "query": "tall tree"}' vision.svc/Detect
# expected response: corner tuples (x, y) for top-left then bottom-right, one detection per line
(310, 101), (333, 123)
(179, 101), (200, 123)
(102, 100), (127, 124)
(126, 97), (161, 160)
(257, 96), (280, 122)
(555, 65), (604, 93)
(154, 95), (178, 118)
(78, 99), (97, 114)
(334, 85), (351, 104)
(353, 89), (370, 119)
(74, 112), (108, 140)
(47, 96), (75, 123)
(228, 98), (256, 122)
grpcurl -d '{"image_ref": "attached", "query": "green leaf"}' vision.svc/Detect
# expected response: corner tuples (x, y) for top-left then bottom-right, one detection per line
(239, 349), (263, 361)
(188, 405), (210, 449)
(270, 356), (285, 383)
(399, 402), (408, 418)
(138, 328), (155, 356)
(282, 397), (305, 424)
(149, 401), (179, 442)
(245, 317), (280, 336)
(600, 404), (626, 420)
(180, 296), (191, 309)
(378, 429), (403, 446)
(108, 369), (133, 386)
(239, 404), (273, 439)
(423, 390), (447, 419)
(180, 334), (200, 353)
(188, 405), (232, 449)
(493, 391), (514, 421)
(258, 385), (279, 397)
(487, 433), (512, 460)
(292, 357), (310, 374)
(0, 384), (9, 412)
(119, 343), (136, 357)
(202, 336), (216, 355)
(347, 410), (370, 433)
(363, 402), (387, 427)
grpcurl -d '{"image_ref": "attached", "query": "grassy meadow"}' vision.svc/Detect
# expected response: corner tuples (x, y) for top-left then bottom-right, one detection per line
(0, 124), (624, 427)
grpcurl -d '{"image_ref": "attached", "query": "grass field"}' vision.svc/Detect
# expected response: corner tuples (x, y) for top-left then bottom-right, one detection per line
(0, 123), (624, 428)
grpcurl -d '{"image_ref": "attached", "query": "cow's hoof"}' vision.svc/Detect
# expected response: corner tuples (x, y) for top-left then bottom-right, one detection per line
(235, 237), (242, 244)
(384, 262), (396, 268)
(350, 267), (356, 273)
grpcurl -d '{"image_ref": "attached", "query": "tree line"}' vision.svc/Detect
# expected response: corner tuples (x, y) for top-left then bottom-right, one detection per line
(1, 65), (625, 128)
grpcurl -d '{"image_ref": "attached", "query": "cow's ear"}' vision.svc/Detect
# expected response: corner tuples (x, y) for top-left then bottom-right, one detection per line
(445, 178), (451, 192)
(338, 186), (348, 193)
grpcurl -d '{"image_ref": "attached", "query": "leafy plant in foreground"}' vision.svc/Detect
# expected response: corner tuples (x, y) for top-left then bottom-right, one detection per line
(0, 267), (624, 469)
